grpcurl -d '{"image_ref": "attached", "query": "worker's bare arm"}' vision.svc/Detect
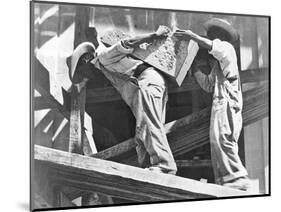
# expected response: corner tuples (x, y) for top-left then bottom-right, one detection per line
(123, 26), (170, 48)
(173, 29), (213, 51)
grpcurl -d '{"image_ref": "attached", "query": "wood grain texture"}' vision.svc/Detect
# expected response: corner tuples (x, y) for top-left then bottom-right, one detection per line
(34, 145), (249, 202)
(68, 84), (86, 154)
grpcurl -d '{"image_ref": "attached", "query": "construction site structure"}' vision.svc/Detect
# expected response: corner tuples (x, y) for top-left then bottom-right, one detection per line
(31, 3), (269, 210)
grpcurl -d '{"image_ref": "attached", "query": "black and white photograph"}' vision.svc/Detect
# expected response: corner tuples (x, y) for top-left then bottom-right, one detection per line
(30, 0), (269, 211)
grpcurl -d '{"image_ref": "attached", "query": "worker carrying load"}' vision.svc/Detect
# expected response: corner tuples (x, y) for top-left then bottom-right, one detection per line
(174, 18), (251, 191)
(67, 26), (181, 175)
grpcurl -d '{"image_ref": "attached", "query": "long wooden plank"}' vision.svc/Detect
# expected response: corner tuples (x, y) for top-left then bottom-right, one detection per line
(92, 84), (268, 160)
(59, 160), (212, 200)
(34, 145), (248, 202)
(86, 67), (268, 104)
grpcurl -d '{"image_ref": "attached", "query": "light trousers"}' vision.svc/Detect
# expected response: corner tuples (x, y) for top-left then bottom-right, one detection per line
(100, 66), (177, 172)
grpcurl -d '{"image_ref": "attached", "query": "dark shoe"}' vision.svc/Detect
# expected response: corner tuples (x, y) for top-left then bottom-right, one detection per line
(223, 177), (251, 191)
(145, 166), (177, 175)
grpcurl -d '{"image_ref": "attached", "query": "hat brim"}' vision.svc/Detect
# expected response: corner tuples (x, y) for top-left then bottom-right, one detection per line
(204, 18), (239, 43)
(67, 42), (96, 83)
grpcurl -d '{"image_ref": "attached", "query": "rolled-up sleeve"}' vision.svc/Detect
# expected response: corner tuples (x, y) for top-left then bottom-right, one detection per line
(97, 42), (134, 66)
(209, 39), (238, 79)
(209, 39), (232, 61)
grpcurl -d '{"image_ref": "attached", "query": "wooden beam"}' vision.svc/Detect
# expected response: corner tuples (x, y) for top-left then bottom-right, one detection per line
(34, 96), (52, 111)
(69, 82), (87, 154)
(73, 6), (90, 48)
(92, 84), (268, 160)
(86, 68), (268, 104)
(34, 82), (69, 118)
(34, 145), (249, 202)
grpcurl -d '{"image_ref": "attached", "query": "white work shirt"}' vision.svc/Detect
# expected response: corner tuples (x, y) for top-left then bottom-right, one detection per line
(193, 39), (240, 93)
(209, 39), (239, 80)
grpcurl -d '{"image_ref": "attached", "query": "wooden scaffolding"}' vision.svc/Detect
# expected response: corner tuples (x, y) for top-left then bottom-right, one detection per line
(31, 5), (269, 210)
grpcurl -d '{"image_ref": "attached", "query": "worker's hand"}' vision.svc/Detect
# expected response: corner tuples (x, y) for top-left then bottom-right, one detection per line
(155, 25), (171, 38)
(173, 29), (194, 39)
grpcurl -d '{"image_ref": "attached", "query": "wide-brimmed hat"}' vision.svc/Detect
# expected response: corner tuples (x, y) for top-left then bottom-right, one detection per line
(67, 42), (96, 83)
(204, 18), (239, 43)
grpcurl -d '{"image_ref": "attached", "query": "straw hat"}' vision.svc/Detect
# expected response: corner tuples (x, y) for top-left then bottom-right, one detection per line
(204, 18), (239, 43)
(67, 42), (96, 84)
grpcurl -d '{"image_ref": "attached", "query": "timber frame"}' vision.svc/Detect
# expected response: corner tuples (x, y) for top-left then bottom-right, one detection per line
(31, 5), (269, 211)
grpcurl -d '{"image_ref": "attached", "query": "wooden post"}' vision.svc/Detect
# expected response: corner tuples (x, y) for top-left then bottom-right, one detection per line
(70, 6), (113, 206)
(74, 6), (91, 48)
(69, 81), (87, 154)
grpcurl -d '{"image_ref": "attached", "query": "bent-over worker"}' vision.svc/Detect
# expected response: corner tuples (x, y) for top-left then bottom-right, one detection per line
(68, 27), (177, 175)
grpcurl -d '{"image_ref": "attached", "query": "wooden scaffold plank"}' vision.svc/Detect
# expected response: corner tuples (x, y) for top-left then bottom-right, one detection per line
(68, 81), (87, 154)
(34, 145), (249, 202)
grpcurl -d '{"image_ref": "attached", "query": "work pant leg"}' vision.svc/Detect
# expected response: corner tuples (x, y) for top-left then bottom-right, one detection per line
(210, 100), (248, 184)
(100, 67), (176, 172)
(128, 72), (177, 172)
